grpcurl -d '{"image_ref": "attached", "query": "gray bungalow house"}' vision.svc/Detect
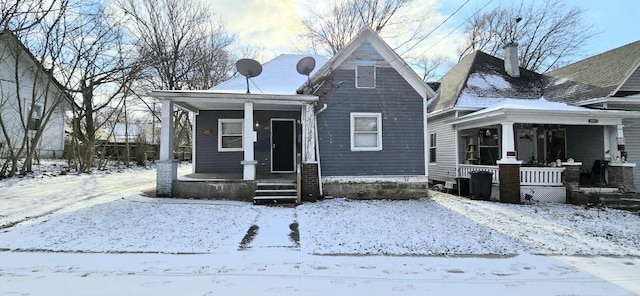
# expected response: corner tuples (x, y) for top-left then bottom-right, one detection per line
(427, 44), (640, 203)
(151, 28), (435, 202)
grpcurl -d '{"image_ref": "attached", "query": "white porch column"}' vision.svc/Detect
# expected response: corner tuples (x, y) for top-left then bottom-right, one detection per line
(301, 104), (316, 163)
(242, 102), (257, 180)
(159, 99), (174, 161)
(156, 99), (178, 197)
(499, 121), (518, 163)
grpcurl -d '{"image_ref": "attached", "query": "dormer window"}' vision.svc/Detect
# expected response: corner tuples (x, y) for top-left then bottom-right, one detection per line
(356, 62), (376, 88)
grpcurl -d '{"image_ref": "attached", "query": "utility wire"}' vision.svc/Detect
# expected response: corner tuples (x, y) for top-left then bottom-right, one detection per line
(400, 0), (471, 56)
(415, 0), (495, 58)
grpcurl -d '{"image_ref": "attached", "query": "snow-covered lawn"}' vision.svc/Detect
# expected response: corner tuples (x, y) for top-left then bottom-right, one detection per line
(1, 163), (640, 295)
(1, 190), (638, 256)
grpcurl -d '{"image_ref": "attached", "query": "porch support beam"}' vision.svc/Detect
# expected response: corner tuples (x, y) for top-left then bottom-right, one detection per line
(301, 104), (316, 163)
(499, 121), (518, 163)
(242, 102), (257, 180)
(156, 99), (178, 197)
(159, 99), (174, 161)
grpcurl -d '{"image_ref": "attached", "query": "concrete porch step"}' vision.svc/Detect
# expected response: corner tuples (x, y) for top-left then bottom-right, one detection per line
(254, 182), (298, 205)
(255, 189), (297, 195)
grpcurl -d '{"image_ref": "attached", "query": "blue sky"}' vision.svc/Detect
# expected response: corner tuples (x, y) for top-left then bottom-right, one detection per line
(218, 0), (638, 65)
(439, 0), (639, 58)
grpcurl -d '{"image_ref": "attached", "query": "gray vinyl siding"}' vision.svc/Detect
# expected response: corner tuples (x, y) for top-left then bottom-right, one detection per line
(316, 52), (425, 176)
(195, 110), (300, 174)
(619, 66), (640, 92)
(623, 118), (640, 191)
(565, 125), (604, 174)
(428, 114), (457, 183)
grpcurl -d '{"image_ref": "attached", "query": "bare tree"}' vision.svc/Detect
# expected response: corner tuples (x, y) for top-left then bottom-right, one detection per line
(299, 0), (433, 56)
(412, 55), (447, 81)
(0, 0), (60, 33)
(118, 0), (235, 153)
(458, 0), (597, 72)
(51, 2), (140, 172)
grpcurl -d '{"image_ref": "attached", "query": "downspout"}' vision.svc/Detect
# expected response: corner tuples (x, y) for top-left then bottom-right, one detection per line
(315, 103), (328, 196)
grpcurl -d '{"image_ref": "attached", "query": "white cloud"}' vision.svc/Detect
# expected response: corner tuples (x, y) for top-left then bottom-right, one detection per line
(215, 0), (306, 59)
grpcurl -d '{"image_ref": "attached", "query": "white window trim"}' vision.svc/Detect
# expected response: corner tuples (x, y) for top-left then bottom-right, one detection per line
(350, 112), (382, 151)
(218, 118), (244, 152)
(355, 61), (376, 89)
(429, 133), (436, 163)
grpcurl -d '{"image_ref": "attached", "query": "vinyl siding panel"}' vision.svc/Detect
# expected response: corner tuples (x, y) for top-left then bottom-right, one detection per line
(195, 110), (300, 174)
(428, 114), (457, 183)
(619, 66), (640, 91)
(316, 49), (425, 176)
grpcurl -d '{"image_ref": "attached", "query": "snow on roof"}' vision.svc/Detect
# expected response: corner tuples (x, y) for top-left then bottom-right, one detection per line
(473, 97), (595, 115)
(211, 54), (328, 95)
(466, 73), (512, 90)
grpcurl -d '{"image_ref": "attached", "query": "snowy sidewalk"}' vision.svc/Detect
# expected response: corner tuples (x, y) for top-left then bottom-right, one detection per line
(243, 206), (299, 249)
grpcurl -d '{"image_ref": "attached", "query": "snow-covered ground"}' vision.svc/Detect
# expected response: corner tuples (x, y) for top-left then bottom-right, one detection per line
(1, 163), (639, 295)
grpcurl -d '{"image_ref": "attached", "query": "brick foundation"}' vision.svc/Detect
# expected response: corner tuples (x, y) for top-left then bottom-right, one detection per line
(563, 164), (581, 203)
(499, 163), (521, 204)
(608, 165), (635, 192)
(302, 163), (320, 201)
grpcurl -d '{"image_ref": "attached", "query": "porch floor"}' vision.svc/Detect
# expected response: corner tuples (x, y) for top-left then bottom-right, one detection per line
(180, 172), (296, 183)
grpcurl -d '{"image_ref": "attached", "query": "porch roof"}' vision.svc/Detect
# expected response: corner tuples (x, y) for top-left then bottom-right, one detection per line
(148, 90), (318, 113)
(450, 98), (640, 129)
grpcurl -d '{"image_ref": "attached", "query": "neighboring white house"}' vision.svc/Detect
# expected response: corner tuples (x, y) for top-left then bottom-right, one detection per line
(0, 30), (68, 158)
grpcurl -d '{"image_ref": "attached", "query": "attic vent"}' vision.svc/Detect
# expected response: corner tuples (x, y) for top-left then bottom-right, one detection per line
(356, 62), (376, 88)
(504, 43), (520, 78)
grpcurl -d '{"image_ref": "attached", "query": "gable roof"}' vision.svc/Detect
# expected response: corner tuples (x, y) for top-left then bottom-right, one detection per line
(0, 30), (70, 102)
(304, 27), (435, 99)
(429, 50), (543, 113)
(544, 40), (640, 104)
(211, 54), (328, 95)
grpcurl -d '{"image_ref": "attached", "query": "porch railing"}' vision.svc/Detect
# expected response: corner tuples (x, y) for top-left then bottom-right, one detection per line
(458, 165), (500, 183)
(520, 167), (564, 186)
(458, 165), (565, 186)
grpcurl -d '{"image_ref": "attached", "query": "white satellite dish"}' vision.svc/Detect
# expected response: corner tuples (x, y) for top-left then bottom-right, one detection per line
(236, 58), (262, 93)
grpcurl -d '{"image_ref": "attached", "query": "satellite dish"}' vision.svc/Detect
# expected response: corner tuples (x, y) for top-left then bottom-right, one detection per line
(236, 58), (262, 93)
(296, 56), (316, 87)
(296, 56), (316, 76)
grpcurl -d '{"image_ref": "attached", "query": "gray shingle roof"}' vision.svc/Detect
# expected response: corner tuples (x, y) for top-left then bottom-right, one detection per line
(544, 41), (640, 104)
(428, 50), (543, 113)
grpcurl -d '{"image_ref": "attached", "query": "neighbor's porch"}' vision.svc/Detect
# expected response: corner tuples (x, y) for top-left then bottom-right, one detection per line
(451, 105), (637, 203)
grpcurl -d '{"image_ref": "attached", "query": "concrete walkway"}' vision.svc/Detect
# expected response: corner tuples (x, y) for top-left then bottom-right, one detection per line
(245, 206), (299, 249)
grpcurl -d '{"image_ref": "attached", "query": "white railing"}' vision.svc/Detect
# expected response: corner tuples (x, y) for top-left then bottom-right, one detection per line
(458, 165), (565, 186)
(519, 167), (564, 186)
(458, 165), (500, 183)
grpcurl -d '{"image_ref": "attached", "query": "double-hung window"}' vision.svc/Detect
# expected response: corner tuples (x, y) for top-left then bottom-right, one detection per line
(429, 133), (436, 163)
(355, 62), (376, 88)
(25, 100), (43, 130)
(218, 119), (243, 152)
(350, 112), (382, 151)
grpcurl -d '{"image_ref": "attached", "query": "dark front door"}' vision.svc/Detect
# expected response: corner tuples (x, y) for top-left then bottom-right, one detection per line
(271, 119), (295, 172)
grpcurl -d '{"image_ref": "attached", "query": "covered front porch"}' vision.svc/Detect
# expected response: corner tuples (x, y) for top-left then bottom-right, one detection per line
(150, 90), (321, 202)
(451, 99), (639, 203)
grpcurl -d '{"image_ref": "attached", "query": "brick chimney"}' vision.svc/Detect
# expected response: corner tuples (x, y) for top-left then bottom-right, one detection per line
(504, 43), (520, 78)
